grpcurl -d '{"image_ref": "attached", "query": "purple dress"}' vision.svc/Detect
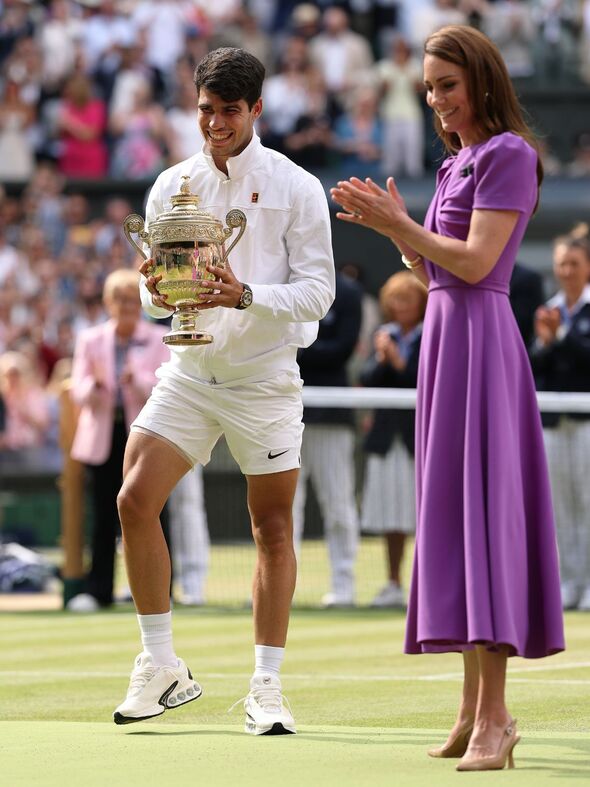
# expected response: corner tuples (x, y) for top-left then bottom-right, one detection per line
(404, 132), (565, 659)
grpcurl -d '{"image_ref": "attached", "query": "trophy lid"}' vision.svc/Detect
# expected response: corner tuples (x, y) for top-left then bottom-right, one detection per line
(149, 176), (227, 244)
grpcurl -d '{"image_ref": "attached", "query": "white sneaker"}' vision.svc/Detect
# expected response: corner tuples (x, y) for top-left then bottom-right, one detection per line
(560, 581), (580, 610)
(239, 675), (296, 736)
(320, 592), (355, 608)
(176, 593), (205, 607)
(115, 587), (134, 604)
(66, 593), (100, 612)
(370, 582), (406, 608)
(577, 585), (590, 611)
(113, 653), (202, 725)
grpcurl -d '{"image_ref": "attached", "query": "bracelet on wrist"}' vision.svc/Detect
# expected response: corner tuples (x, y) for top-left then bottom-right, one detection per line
(401, 254), (423, 270)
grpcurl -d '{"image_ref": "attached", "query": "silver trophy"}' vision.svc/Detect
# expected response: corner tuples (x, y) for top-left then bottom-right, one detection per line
(123, 176), (247, 345)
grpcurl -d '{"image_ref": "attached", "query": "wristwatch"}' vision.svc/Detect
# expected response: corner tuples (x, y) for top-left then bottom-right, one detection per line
(235, 283), (253, 310)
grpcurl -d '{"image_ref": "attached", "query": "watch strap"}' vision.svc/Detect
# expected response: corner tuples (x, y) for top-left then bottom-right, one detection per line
(235, 282), (253, 310)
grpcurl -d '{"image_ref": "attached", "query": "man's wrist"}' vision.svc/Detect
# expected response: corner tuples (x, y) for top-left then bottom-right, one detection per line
(235, 282), (253, 310)
(555, 324), (567, 342)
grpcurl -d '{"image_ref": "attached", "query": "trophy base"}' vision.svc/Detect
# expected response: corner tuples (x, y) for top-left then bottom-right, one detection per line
(163, 330), (213, 346)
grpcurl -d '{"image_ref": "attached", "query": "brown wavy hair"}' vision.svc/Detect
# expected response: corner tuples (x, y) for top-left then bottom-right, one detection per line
(379, 271), (428, 322)
(424, 25), (543, 200)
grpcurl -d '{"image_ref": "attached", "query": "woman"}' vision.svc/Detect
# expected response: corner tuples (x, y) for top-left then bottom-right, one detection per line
(331, 85), (383, 180)
(261, 35), (318, 155)
(374, 34), (424, 178)
(0, 351), (49, 452)
(109, 82), (166, 180)
(57, 73), (108, 179)
(331, 25), (564, 771)
(0, 77), (36, 183)
(360, 272), (426, 608)
(67, 269), (169, 611)
(530, 232), (590, 612)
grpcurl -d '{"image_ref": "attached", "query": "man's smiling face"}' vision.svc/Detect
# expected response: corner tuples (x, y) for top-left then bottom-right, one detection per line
(197, 87), (262, 170)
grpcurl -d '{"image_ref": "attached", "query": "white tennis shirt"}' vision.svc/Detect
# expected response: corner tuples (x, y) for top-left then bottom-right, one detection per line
(140, 132), (335, 386)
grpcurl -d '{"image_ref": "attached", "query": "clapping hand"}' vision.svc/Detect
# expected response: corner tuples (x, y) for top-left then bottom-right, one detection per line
(119, 367), (134, 386)
(374, 329), (405, 371)
(330, 177), (408, 238)
(534, 306), (561, 345)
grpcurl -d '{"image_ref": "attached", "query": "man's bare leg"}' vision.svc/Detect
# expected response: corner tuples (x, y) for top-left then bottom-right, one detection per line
(247, 468), (298, 646)
(117, 431), (191, 613)
(241, 468), (298, 735)
(113, 431), (201, 725)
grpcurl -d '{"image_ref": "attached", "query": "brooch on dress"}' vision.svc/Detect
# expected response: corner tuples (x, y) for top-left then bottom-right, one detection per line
(460, 163), (474, 177)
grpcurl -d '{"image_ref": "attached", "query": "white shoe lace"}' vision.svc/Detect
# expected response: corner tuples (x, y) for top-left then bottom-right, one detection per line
(128, 666), (157, 696)
(227, 694), (248, 714)
(251, 684), (283, 713)
(228, 685), (292, 716)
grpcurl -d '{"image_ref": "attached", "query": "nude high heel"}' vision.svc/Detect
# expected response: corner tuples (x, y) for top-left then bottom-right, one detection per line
(456, 719), (521, 772)
(427, 721), (474, 758)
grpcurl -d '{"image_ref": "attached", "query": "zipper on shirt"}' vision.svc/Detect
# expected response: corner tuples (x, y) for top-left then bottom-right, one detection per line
(209, 375), (217, 385)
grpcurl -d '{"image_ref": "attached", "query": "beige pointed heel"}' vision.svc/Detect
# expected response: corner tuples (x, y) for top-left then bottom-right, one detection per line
(427, 721), (474, 758)
(456, 719), (520, 772)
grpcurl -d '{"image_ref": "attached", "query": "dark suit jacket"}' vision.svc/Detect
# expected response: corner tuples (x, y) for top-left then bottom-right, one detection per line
(529, 298), (590, 427)
(298, 272), (363, 426)
(510, 262), (545, 348)
(360, 325), (422, 456)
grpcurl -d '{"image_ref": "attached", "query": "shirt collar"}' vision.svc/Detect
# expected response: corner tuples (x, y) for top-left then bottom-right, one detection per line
(385, 321), (423, 343)
(202, 131), (262, 181)
(547, 284), (590, 315)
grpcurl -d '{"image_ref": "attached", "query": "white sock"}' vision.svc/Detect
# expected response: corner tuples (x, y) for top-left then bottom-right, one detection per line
(137, 611), (177, 667)
(253, 644), (284, 678)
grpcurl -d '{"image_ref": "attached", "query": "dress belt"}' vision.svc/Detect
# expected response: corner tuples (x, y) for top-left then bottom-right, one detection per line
(428, 280), (509, 296)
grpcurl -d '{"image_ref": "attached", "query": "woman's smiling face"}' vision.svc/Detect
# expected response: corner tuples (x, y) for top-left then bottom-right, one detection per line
(423, 54), (481, 148)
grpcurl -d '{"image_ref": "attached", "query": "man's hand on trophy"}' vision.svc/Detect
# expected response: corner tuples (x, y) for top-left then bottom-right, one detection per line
(139, 259), (175, 312)
(195, 262), (244, 310)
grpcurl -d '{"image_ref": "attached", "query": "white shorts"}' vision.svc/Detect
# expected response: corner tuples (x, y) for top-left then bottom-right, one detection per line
(132, 371), (304, 476)
(361, 437), (416, 535)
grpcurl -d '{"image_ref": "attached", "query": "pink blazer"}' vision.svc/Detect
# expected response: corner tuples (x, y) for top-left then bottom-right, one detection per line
(70, 318), (169, 465)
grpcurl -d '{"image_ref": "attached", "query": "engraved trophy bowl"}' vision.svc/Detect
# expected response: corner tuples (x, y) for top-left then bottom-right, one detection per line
(123, 175), (247, 346)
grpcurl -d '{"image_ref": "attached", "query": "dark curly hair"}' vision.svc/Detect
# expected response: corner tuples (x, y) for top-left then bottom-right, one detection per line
(193, 48), (265, 109)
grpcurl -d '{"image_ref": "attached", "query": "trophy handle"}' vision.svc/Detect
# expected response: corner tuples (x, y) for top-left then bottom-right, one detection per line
(221, 209), (247, 264)
(123, 214), (150, 262)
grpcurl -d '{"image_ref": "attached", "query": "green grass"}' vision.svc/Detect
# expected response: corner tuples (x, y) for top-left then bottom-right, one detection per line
(0, 609), (588, 786)
(203, 537), (394, 607)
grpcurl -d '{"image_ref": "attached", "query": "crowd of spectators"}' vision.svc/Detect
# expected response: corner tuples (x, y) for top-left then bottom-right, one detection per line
(1, 1), (590, 470)
(0, 1), (590, 185)
(0, 3), (589, 430)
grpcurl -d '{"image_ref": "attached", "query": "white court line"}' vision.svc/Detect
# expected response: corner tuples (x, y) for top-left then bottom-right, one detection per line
(0, 665), (588, 685)
(426, 661), (590, 681)
(506, 679), (590, 685)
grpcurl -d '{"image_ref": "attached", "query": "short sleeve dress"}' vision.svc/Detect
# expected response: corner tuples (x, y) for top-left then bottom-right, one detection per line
(404, 132), (565, 659)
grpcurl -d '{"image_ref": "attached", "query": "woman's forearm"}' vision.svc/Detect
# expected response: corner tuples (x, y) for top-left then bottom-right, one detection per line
(389, 211), (517, 285)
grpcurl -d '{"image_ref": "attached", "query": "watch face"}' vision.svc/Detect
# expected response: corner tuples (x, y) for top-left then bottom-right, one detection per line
(241, 289), (253, 307)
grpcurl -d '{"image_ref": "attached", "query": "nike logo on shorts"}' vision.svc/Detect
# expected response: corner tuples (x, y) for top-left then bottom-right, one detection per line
(267, 449), (289, 460)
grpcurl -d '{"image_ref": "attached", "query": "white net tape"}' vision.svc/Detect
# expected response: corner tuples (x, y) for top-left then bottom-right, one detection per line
(303, 386), (590, 412)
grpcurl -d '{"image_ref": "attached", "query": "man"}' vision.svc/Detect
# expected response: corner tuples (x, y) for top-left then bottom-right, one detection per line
(293, 270), (362, 607)
(113, 48), (335, 735)
(509, 260), (545, 348)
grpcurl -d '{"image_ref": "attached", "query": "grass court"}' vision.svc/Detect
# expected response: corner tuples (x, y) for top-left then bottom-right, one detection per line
(0, 603), (588, 787)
